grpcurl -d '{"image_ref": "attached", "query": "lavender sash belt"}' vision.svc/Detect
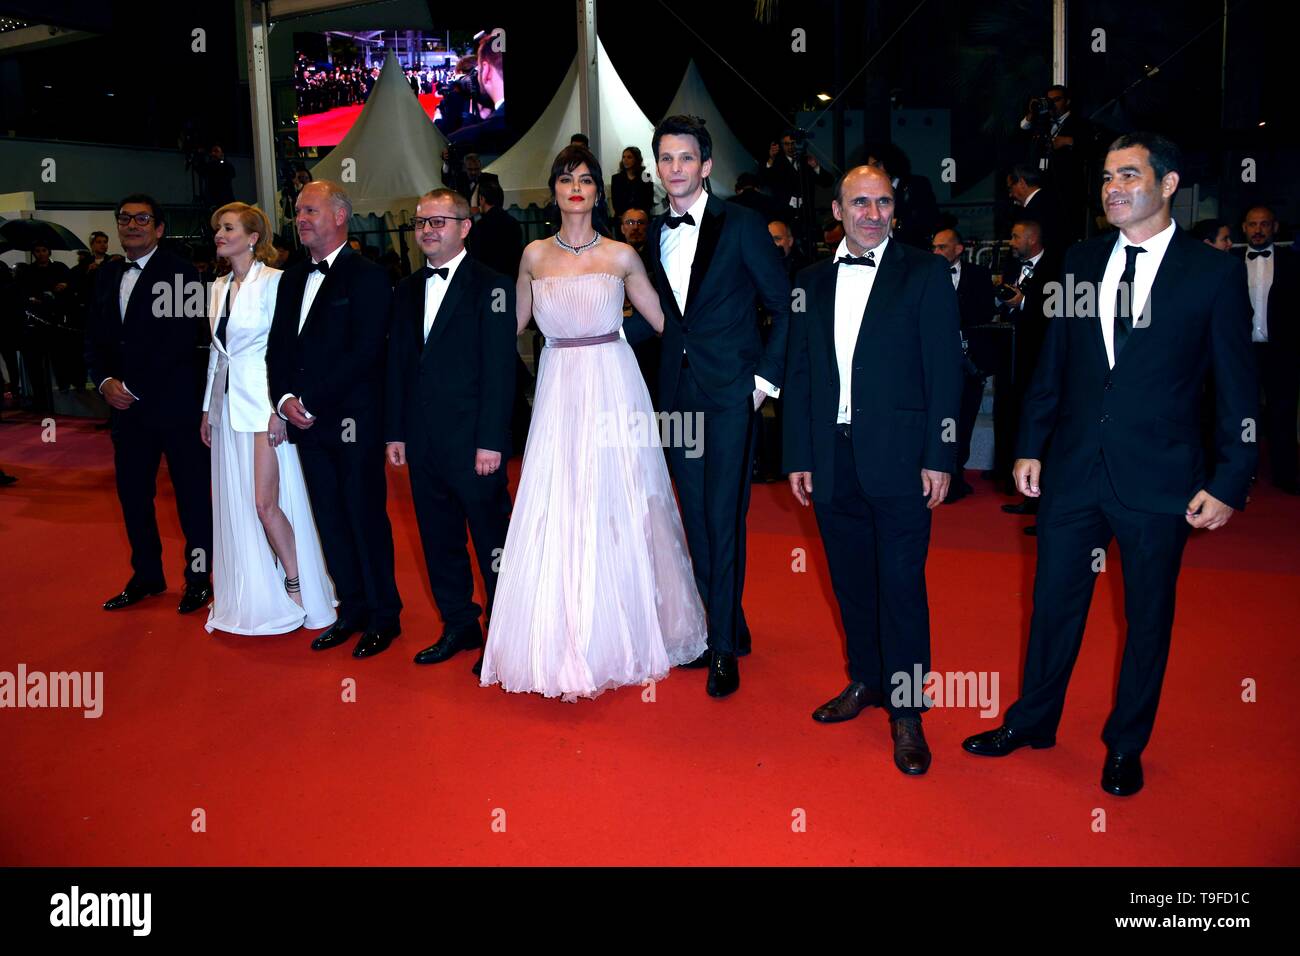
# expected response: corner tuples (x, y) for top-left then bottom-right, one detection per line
(546, 332), (621, 349)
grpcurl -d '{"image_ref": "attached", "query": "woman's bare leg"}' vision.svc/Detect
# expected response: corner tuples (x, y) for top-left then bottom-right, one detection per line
(253, 434), (303, 607)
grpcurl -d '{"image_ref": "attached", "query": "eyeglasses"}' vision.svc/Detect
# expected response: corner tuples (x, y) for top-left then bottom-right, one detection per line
(623, 219), (647, 227)
(116, 213), (156, 226)
(409, 215), (468, 230)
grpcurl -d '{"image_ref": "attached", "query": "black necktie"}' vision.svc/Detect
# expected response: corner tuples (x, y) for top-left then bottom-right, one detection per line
(1113, 245), (1146, 359)
(664, 212), (695, 230)
(422, 266), (449, 281)
(1247, 249), (1271, 260)
(836, 252), (876, 267)
(311, 259), (330, 275)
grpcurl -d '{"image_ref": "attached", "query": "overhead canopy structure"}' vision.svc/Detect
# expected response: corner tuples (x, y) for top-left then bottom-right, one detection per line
(310, 52), (447, 214)
(486, 38), (662, 210)
(661, 60), (756, 199)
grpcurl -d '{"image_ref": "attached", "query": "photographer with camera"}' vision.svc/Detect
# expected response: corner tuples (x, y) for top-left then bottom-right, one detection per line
(447, 32), (507, 155)
(763, 130), (831, 255)
(1019, 85), (1094, 240)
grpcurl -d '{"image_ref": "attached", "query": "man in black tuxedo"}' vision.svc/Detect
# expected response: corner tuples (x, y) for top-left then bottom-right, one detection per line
(785, 165), (963, 775)
(1007, 165), (1067, 256)
(386, 188), (516, 674)
(995, 219), (1060, 524)
(624, 114), (791, 697)
(84, 194), (212, 613)
(267, 180), (402, 658)
(1240, 205), (1299, 494)
(963, 133), (1258, 796)
(932, 227), (993, 502)
(465, 178), (523, 281)
(763, 131), (832, 253)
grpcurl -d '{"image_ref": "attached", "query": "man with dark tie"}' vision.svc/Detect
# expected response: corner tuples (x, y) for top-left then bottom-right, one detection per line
(932, 227), (993, 502)
(1240, 205), (1299, 494)
(784, 165), (963, 775)
(386, 189), (516, 675)
(84, 195), (213, 614)
(962, 133), (1258, 796)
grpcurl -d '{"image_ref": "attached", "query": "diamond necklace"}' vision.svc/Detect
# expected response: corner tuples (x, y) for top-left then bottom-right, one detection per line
(555, 232), (601, 255)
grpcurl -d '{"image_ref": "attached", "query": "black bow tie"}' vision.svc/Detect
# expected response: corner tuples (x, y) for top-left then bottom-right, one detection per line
(949, 265), (958, 274)
(125, 261), (141, 271)
(836, 252), (876, 267)
(311, 259), (330, 275)
(422, 266), (449, 281)
(1248, 249), (1272, 260)
(664, 212), (695, 230)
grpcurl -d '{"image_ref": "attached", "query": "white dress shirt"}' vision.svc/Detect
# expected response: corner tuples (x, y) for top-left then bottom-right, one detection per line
(949, 259), (961, 290)
(423, 247), (468, 340)
(1246, 244), (1275, 343)
(832, 236), (889, 423)
(278, 241), (347, 417)
(659, 189), (779, 398)
(1013, 249), (1044, 311)
(1098, 218), (1177, 368)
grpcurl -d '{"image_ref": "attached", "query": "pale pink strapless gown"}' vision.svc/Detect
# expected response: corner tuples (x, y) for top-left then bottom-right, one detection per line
(480, 273), (707, 699)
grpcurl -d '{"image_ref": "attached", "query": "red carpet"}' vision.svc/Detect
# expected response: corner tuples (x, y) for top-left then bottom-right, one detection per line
(2, 415), (1297, 866)
(298, 92), (443, 147)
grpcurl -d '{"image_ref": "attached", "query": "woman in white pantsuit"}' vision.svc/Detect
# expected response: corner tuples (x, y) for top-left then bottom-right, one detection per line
(200, 202), (336, 635)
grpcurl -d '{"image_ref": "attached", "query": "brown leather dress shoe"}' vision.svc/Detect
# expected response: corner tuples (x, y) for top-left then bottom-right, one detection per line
(812, 681), (883, 723)
(891, 717), (932, 775)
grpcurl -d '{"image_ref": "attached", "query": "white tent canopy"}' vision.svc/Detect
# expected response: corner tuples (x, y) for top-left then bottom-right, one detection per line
(310, 52), (447, 215)
(661, 60), (755, 200)
(486, 39), (663, 211)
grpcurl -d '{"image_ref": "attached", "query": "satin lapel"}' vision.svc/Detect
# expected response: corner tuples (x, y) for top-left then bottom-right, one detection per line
(650, 215), (683, 325)
(422, 261), (469, 358)
(1085, 240), (1113, 372)
(1116, 229), (1185, 373)
(853, 240), (905, 365)
(683, 194), (725, 321)
(814, 259), (840, 397)
(412, 274), (428, 354)
(124, 252), (162, 326)
(209, 274), (230, 354)
(299, 246), (351, 338)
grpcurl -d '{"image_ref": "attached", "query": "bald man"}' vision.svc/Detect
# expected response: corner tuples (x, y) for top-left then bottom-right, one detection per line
(784, 165), (963, 776)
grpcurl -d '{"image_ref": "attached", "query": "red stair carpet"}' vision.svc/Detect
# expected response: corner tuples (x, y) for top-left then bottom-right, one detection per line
(1, 415), (1296, 866)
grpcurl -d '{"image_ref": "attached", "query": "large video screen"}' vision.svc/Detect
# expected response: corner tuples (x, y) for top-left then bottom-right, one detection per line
(293, 28), (510, 153)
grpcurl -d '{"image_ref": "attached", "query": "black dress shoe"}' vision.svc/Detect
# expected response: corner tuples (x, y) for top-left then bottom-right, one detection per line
(471, 653), (483, 677)
(891, 717), (932, 775)
(943, 482), (972, 504)
(177, 582), (212, 614)
(1101, 750), (1143, 796)
(102, 580), (166, 611)
(679, 649), (712, 669)
(353, 625), (401, 659)
(706, 653), (739, 697)
(413, 622), (483, 665)
(812, 681), (883, 722)
(1023, 525), (1037, 536)
(0, 471), (17, 487)
(1001, 500), (1039, 515)
(962, 724), (1055, 756)
(311, 620), (362, 651)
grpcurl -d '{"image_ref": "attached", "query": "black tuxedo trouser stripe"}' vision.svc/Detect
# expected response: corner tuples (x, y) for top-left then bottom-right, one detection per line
(667, 368), (756, 655)
(112, 417), (212, 587)
(297, 440), (401, 630)
(407, 435), (511, 629)
(813, 430), (932, 718)
(1005, 454), (1190, 752)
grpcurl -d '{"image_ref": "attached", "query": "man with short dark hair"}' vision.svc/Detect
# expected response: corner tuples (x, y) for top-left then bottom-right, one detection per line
(84, 194), (213, 614)
(963, 133), (1258, 796)
(465, 176), (523, 280)
(1007, 163), (1066, 254)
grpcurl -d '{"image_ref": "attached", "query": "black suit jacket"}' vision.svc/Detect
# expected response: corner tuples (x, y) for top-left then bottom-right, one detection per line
(626, 193), (791, 409)
(762, 155), (832, 224)
(1017, 229), (1258, 513)
(385, 255), (516, 459)
(783, 240), (964, 500)
(1001, 251), (1062, 386)
(1021, 187), (1069, 253)
(83, 248), (208, 427)
(1238, 245), (1300, 357)
(465, 206), (524, 282)
(266, 246), (393, 446)
(953, 259), (994, 332)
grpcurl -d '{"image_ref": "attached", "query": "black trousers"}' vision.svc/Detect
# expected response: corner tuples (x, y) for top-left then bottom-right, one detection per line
(813, 429), (933, 719)
(1257, 342), (1299, 489)
(953, 366), (985, 483)
(111, 413), (212, 588)
(407, 431), (511, 630)
(297, 438), (401, 630)
(667, 365), (756, 655)
(1004, 453), (1191, 752)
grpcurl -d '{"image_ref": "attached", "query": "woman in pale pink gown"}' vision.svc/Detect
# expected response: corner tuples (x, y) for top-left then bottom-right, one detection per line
(480, 146), (707, 700)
